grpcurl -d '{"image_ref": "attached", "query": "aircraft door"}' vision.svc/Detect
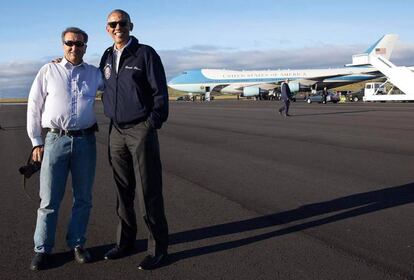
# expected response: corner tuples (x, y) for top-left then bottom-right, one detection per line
(205, 86), (211, 101)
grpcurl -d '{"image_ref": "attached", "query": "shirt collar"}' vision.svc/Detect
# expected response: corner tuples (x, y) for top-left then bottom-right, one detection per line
(113, 37), (132, 53)
(60, 57), (85, 69)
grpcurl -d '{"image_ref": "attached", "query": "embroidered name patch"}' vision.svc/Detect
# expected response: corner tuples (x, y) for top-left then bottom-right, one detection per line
(125, 66), (141, 70)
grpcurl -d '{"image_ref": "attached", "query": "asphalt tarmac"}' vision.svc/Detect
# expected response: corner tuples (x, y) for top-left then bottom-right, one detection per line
(1, 100), (413, 280)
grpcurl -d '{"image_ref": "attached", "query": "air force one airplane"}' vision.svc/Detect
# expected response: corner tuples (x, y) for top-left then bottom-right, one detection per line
(168, 34), (398, 98)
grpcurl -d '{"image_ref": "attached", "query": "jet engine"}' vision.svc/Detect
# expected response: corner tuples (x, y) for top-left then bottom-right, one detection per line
(241, 86), (269, 97)
(287, 82), (309, 93)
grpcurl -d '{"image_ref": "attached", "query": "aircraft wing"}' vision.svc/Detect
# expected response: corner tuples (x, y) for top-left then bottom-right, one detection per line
(292, 79), (319, 86)
(294, 71), (380, 85)
(296, 73), (359, 84)
(211, 84), (230, 92)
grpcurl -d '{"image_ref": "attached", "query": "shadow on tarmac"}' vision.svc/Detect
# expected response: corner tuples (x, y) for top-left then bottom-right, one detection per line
(42, 183), (414, 269)
(166, 183), (414, 263)
(45, 240), (148, 268)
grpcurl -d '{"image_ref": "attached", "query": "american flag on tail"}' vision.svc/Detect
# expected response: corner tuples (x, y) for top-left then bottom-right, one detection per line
(375, 48), (386, 55)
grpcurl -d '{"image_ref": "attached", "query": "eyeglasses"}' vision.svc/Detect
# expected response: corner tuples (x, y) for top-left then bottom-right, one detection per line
(64, 40), (86, 47)
(107, 21), (129, 28)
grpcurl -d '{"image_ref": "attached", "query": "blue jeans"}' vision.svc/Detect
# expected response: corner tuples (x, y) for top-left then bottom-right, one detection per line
(34, 132), (96, 253)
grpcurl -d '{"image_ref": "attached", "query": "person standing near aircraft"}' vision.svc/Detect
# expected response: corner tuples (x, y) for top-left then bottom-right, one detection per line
(27, 27), (102, 270)
(278, 79), (293, 117)
(100, 9), (169, 270)
(322, 87), (328, 104)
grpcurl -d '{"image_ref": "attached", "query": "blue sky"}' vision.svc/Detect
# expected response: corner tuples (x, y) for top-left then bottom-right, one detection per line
(1, 0), (414, 98)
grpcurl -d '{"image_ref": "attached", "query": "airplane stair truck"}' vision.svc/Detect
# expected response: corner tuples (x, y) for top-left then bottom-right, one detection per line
(363, 53), (414, 101)
(345, 34), (414, 102)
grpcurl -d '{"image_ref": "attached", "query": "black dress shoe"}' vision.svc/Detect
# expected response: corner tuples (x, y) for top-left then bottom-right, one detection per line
(74, 246), (91, 264)
(30, 253), (50, 271)
(104, 245), (134, 260)
(138, 254), (168, 270)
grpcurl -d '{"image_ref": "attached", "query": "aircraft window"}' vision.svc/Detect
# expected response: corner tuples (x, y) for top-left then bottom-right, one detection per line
(182, 72), (187, 74)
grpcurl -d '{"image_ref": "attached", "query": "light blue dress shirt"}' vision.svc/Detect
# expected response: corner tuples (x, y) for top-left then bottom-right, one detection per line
(27, 58), (103, 146)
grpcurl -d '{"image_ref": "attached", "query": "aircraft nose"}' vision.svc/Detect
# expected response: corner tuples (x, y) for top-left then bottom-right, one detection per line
(168, 76), (177, 85)
(168, 74), (183, 87)
(167, 78), (178, 89)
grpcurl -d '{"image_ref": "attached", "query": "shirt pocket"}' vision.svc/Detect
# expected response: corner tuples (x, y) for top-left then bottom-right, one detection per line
(79, 81), (96, 98)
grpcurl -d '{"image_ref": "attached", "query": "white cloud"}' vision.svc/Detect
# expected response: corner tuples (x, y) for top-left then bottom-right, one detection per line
(391, 42), (414, 66)
(0, 60), (45, 98)
(0, 57), (98, 99)
(2, 43), (414, 98)
(160, 43), (414, 80)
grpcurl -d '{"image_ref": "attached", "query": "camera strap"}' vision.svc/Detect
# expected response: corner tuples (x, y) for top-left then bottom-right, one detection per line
(22, 176), (38, 202)
(19, 147), (41, 203)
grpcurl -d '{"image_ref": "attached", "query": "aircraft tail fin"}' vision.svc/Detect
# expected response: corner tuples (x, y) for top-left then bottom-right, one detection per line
(365, 34), (398, 59)
(345, 34), (398, 66)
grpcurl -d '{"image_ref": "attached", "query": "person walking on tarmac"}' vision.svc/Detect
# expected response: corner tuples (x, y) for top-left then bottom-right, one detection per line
(322, 87), (328, 104)
(278, 79), (293, 117)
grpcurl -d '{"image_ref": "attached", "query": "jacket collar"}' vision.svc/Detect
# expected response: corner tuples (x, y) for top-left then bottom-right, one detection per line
(113, 37), (132, 52)
(120, 36), (140, 57)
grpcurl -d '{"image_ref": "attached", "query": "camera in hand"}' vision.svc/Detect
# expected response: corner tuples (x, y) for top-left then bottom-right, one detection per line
(19, 161), (41, 178)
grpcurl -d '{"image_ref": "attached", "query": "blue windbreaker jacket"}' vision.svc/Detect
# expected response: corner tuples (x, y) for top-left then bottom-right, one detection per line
(99, 36), (169, 129)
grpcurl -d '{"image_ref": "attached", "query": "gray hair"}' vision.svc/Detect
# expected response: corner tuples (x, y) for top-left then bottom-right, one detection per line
(61, 27), (88, 44)
(107, 9), (131, 23)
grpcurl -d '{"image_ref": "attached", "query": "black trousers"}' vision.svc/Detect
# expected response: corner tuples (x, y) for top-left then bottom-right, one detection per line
(109, 122), (168, 256)
(278, 99), (290, 115)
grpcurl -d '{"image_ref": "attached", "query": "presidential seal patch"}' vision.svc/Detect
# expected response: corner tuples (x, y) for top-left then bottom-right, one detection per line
(104, 64), (112, 80)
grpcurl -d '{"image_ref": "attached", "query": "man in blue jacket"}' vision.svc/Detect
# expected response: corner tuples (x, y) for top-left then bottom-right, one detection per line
(278, 79), (293, 117)
(99, 9), (169, 270)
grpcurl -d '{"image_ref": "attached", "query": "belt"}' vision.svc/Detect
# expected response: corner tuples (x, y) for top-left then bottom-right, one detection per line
(48, 124), (98, 137)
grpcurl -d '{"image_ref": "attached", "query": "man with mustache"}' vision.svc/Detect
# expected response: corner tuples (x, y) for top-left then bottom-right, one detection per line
(27, 27), (103, 270)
